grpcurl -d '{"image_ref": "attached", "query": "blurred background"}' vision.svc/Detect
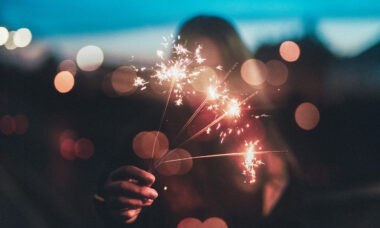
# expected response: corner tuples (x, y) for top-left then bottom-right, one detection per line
(1, 0), (380, 227)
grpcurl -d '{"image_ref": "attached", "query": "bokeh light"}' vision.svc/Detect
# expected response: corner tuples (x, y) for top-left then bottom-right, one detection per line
(0, 115), (15, 135)
(60, 138), (76, 160)
(54, 71), (75, 93)
(157, 148), (193, 176)
(76, 45), (104, 71)
(59, 129), (76, 143)
(74, 138), (94, 159)
(5, 31), (16, 50)
(14, 114), (29, 135)
(279, 41), (300, 62)
(132, 131), (169, 159)
(177, 217), (202, 228)
(177, 217), (228, 228)
(203, 217), (228, 228)
(58, 59), (77, 76)
(265, 60), (288, 86)
(0, 27), (9, 45)
(13, 28), (32, 48)
(295, 102), (320, 130)
(241, 59), (267, 86)
(191, 66), (218, 92)
(111, 66), (137, 95)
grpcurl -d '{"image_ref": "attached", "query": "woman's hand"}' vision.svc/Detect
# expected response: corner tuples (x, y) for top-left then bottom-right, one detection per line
(103, 166), (158, 224)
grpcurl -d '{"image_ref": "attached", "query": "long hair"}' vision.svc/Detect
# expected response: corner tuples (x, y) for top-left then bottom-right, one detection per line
(176, 15), (251, 70)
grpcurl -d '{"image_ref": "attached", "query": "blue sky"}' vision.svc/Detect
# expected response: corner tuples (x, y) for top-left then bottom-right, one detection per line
(2, 0), (380, 60)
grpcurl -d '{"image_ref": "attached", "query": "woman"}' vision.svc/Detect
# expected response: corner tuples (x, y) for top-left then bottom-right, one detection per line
(96, 15), (302, 227)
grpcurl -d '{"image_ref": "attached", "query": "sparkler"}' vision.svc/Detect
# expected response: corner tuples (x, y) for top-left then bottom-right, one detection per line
(128, 35), (275, 183)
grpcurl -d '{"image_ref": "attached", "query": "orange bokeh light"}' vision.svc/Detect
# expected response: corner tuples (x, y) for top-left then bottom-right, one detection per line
(157, 148), (193, 176)
(111, 66), (137, 95)
(54, 71), (75, 93)
(177, 217), (203, 228)
(265, 60), (288, 86)
(295, 102), (320, 130)
(132, 131), (169, 159)
(203, 217), (228, 228)
(279, 41), (300, 62)
(241, 59), (267, 86)
(191, 66), (219, 92)
(177, 217), (228, 228)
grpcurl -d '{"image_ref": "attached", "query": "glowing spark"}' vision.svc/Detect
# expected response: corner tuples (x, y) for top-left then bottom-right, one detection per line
(195, 45), (205, 64)
(157, 50), (164, 59)
(216, 65), (223, 70)
(242, 141), (264, 184)
(174, 44), (190, 55)
(207, 86), (219, 100)
(134, 77), (148, 87)
(226, 99), (241, 117)
(175, 98), (183, 106)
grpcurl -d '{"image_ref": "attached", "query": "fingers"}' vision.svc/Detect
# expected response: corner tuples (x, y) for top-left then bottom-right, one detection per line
(109, 166), (155, 186)
(105, 180), (159, 200)
(107, 196), (154, 209)
(109, 208), (141, 224)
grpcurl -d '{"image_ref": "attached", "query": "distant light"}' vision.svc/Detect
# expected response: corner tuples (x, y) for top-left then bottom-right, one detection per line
(157, 148), (192, 176)
(279, 41), (300, 62)
(0, 27), (9, 45)
(54, 71), (75, 93)
(265, 60), (288, 86)
(58, 59), (77, 76)
(60, 138), (76, 160)
(203, 217), (228, 228)
(163, 186), (168, 191)
(74, 138), (94, 159)
(295, 102), (320, 130)
(191, 66), (218, 92)
(5, 31), (16, 50)
(177, 218), (202, 228)
(76, 45), (104, 71)
(111, 66), (137, 95)
(13, 28), (32, 48)
(241, 59), (267, 86)
(0, 115), (15, 135)
(14, 114), (29, 135)
(132, 131), (168, 159)
(59, 129), (76, 143)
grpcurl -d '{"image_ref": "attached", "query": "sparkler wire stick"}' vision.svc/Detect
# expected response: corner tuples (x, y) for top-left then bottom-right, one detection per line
(174, 63), (239, 141)
(156, 150), (288, 167)
(151, 78), (176, 162)
(154, 92), (258, 168)
(177, 91), (258, 147)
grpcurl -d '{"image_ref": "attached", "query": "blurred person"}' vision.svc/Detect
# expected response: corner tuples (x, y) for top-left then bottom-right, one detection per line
(95, 15), (304, 228)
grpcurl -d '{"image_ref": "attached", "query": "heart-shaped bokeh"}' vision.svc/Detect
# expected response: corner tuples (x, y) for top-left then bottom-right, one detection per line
(177, 217), (228, 228)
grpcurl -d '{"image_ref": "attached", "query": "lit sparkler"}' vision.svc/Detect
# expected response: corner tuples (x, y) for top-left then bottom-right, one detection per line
(126, 35), (274, 184)
(241, 141), (264, 183)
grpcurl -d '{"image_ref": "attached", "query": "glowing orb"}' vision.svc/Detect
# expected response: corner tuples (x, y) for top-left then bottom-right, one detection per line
(54, 71), (75, 93)
(76, 45), (104, 71)
(0, 27), (9, 45)
(279, 41), (300, 62)
(13, 28), (32, 48)
(295, 102), (320, 130)
(241, 59), (267, 86)
(266, 60), (288, 86)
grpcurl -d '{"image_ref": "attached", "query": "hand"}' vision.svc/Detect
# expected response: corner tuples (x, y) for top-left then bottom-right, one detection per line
(103, 166), (158, 224)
